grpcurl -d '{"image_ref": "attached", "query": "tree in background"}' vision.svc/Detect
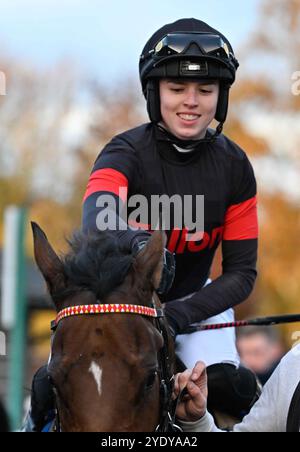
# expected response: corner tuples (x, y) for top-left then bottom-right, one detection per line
(0, 58), (83, 252)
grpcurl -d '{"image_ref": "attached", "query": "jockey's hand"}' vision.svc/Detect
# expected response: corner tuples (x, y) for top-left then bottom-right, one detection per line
(173, 361), (208, 422)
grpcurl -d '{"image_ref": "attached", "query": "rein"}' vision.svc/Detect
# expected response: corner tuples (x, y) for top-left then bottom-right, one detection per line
(49, 297), (180, 432)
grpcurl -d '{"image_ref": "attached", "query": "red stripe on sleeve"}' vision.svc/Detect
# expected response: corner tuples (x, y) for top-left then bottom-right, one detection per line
(83, 168), (128, 203)
(223, 196), (258, 240)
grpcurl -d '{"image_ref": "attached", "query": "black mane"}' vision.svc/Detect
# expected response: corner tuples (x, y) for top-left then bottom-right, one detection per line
(55, 231), (133, 302)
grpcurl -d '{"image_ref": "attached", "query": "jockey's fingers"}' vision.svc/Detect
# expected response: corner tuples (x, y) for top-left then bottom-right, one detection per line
(187, 380), (204, 402)
(190, 360), (207, 381)
(173, 369), (192, 397)
(173, 375), (180, 399)
(173, 373), (183, 398)
(177, 369), (192, 391)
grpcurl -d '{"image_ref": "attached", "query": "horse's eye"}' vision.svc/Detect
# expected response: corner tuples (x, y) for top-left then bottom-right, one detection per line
(145, 370), (158, 390)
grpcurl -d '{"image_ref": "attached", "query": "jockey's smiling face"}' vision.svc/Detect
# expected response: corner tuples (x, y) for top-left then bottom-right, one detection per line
(159, 78), (219, 141)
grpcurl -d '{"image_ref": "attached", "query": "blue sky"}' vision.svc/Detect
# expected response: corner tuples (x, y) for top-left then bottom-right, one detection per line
(0, 0), (262, 82)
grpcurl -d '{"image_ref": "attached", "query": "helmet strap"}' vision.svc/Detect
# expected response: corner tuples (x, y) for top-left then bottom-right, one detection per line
(209, 122), (224, 142)
(156, 122), (224, 147)
(146, 80), (161, 123)
(215, 83), (230, 123)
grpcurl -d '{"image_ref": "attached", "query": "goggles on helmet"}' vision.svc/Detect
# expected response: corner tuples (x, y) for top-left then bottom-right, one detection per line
(149, 32), (233, 62)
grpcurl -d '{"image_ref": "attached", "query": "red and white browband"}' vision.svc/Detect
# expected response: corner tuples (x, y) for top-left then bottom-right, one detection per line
(51, 303), (163, 330)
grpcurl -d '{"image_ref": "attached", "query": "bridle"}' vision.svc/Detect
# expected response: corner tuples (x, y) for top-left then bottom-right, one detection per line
(49, 296), (181, 432)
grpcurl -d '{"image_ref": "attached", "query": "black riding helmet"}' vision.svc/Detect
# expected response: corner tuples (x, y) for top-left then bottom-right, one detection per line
(139, 18), (239, 131)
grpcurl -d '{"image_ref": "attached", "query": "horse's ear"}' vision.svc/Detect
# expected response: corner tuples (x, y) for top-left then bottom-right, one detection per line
(31, 222), (66, 304)
(134, 231), (166, 290)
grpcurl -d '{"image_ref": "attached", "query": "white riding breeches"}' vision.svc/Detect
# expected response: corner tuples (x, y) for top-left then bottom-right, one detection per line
(174, 280), (240, 369)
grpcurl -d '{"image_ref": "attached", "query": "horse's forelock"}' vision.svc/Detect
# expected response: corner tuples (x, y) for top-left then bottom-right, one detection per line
(53, 230), (133, 303)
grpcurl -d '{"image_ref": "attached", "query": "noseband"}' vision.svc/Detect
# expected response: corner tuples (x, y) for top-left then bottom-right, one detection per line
(49, 297), (181, 432)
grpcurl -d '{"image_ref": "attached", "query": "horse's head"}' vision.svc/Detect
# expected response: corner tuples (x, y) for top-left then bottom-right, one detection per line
(32, 223), (173, 432)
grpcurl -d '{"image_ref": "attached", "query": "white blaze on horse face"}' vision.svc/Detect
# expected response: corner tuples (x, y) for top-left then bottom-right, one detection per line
(89, 361), (103, 396)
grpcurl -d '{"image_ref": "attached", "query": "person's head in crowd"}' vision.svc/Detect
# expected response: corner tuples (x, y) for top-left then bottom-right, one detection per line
(237, 326), (285, 385)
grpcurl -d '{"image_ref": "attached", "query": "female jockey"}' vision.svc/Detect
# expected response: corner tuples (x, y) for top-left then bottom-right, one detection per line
(82, 17), (259, 418)
(24, 17), (259, 431)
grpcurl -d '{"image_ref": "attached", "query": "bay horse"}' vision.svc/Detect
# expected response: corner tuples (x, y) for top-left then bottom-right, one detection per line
(31, 222), (175, 432)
